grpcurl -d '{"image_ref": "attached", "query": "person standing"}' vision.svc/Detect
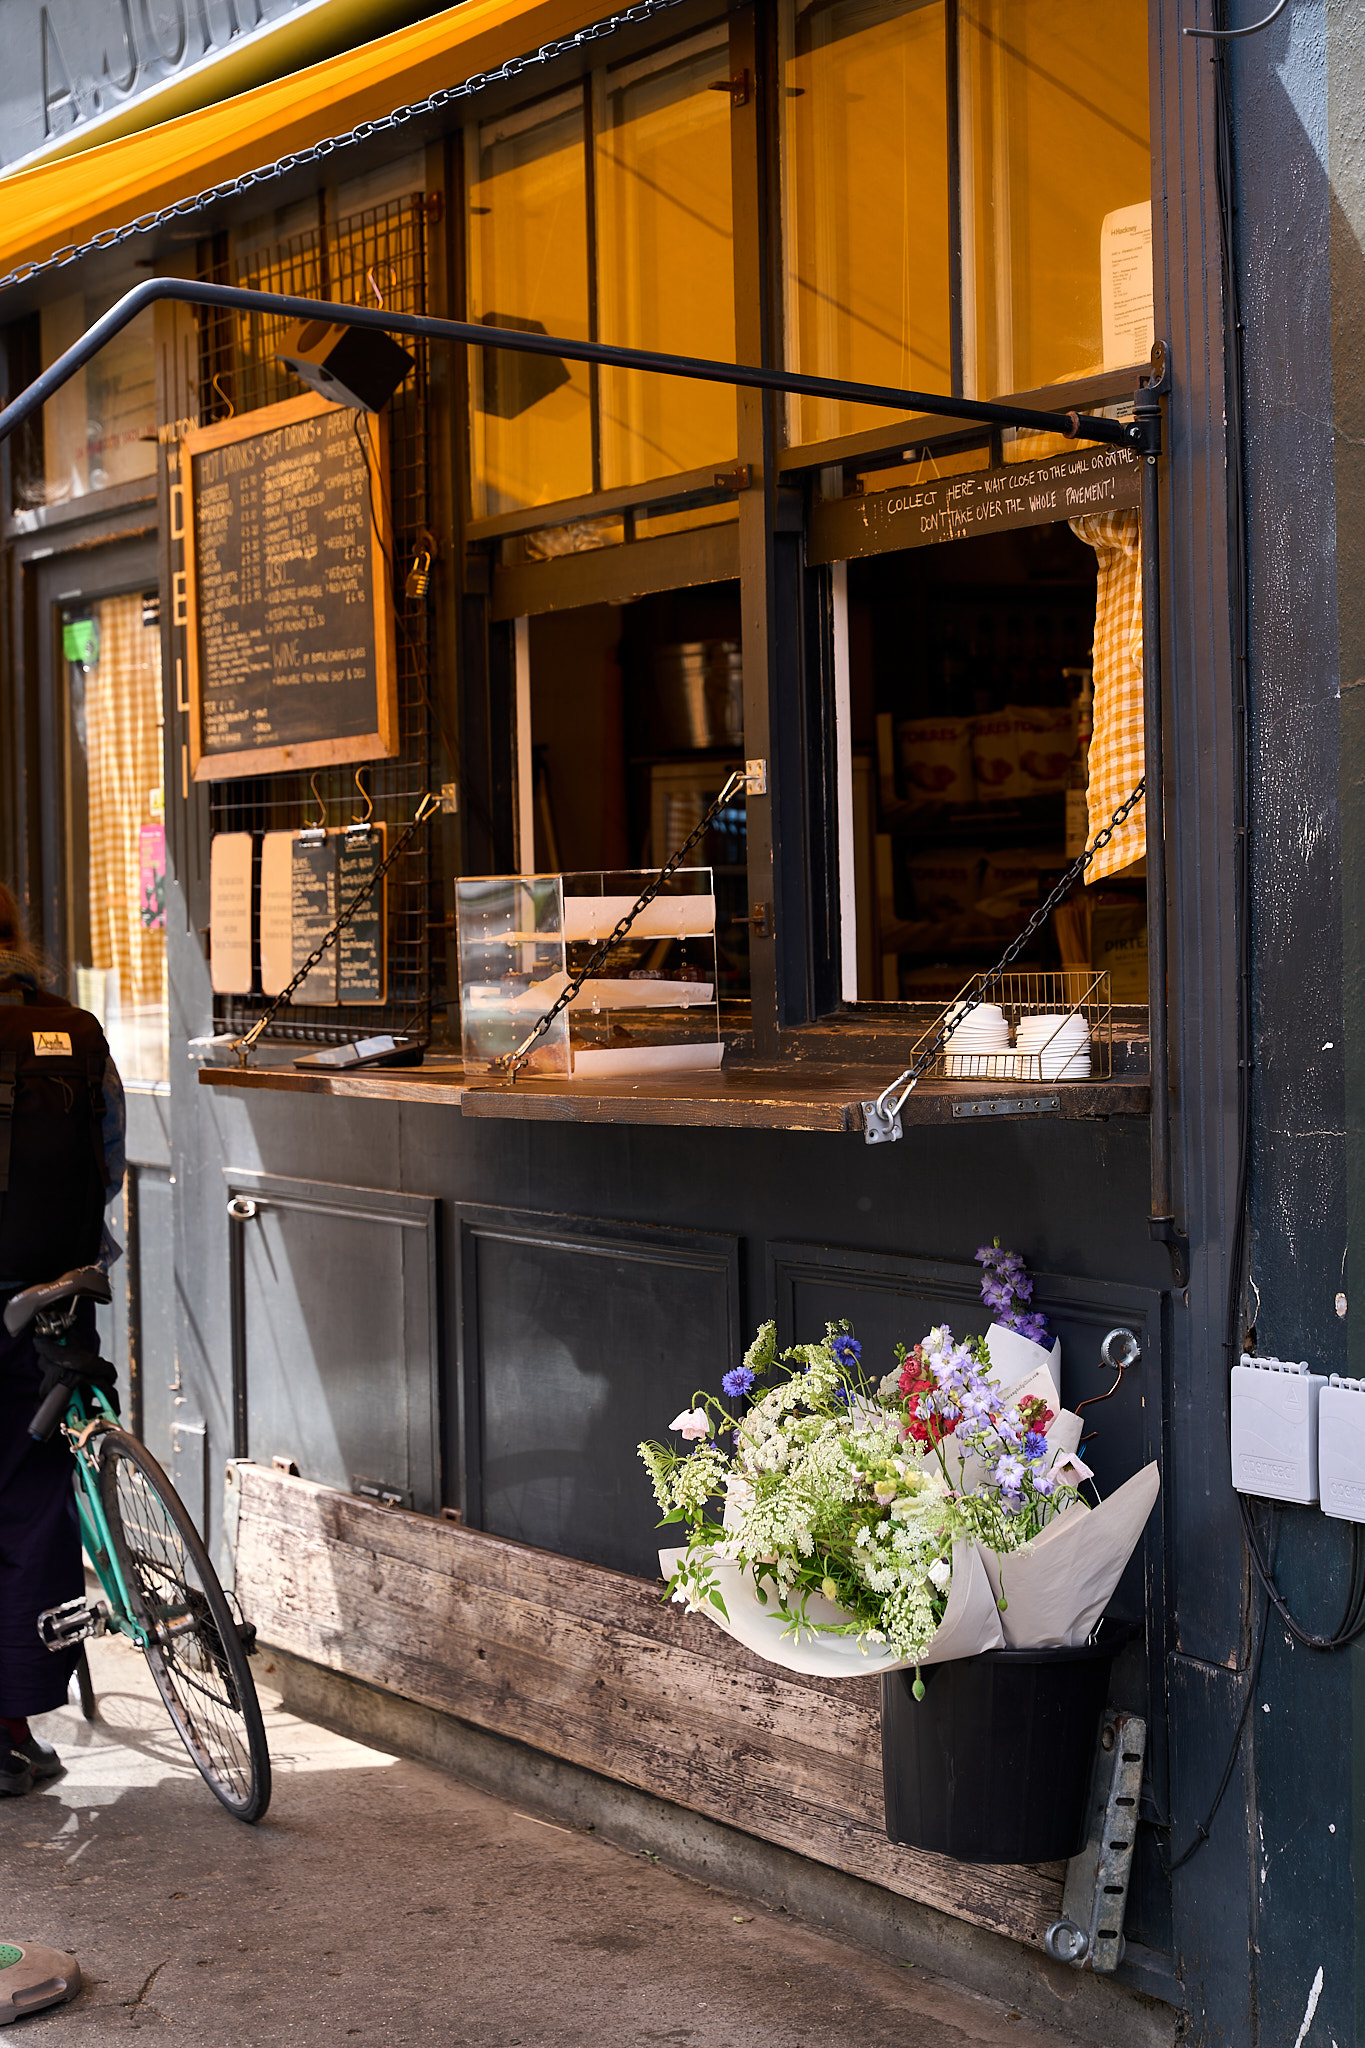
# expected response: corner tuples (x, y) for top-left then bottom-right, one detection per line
(0, 882), (125, 1795)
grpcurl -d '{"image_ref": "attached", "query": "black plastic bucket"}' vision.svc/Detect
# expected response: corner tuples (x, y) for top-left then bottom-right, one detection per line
(881, 1622), (1127, 1863)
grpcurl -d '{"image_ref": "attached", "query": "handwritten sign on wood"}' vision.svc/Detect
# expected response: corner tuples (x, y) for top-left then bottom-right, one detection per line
(807, 442), (1142, 566)
(183, 392), (398, 780)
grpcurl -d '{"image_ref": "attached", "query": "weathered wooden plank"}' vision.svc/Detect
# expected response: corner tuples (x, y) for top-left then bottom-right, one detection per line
(232, 1465), (1064, 1945)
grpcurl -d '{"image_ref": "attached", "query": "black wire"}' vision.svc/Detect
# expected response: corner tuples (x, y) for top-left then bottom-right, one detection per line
(1163, 1587), (1270, 1872)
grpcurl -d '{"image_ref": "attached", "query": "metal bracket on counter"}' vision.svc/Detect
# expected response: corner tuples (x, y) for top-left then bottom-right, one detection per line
(951, 1096), (1060, 1120)
(1045, 1709), (1147, 1974)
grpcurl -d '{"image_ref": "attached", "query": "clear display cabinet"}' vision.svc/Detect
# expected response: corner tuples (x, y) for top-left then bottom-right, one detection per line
(456, 869), (722, 1079)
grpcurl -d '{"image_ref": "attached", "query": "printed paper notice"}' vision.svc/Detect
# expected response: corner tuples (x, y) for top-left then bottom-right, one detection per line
(259, 832), (294, 996)
(209, 833), (253, 994)
(1100, 201), (1154, 371)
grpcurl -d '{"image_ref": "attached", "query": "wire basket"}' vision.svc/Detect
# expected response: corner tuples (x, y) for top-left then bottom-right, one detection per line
(911, 970), (1112, 1083)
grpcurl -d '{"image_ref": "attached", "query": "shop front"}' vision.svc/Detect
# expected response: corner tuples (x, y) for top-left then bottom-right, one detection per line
(0, 0), (1352, 2040)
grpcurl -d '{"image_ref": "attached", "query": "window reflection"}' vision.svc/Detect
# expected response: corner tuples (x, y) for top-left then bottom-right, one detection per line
(65, 593), (168, 1087)
(595, 27), (737, 487)
(781, 0), (1151, 443)
(467, 92), (594, 516)
(782, 0), (951, 445)
(961, 0), (1151, 396)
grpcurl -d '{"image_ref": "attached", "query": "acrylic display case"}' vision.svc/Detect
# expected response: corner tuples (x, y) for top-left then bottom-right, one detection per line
(456, 868), (723, 1079)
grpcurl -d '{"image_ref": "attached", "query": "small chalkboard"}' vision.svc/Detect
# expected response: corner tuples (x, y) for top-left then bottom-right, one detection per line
(337, 825), (387, 1006)
(183, 392), (398, 781)
(291, 836), (339, 1005)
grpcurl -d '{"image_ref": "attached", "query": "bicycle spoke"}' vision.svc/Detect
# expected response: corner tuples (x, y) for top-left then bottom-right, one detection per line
(99, 1436), (269, 1819)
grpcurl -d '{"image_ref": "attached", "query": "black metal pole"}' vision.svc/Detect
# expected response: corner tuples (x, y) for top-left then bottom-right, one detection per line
(1134, 345), (1187, 1288)
(0, 277), (1139, 452)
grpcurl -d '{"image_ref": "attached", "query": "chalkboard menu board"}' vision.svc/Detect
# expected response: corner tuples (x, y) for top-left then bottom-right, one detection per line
(183, 392), (398, 780)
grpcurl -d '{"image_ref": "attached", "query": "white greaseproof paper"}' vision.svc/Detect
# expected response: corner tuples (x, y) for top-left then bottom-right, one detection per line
(659, 1538), (1004, 1678)
(980, 1461), (1161, 1648)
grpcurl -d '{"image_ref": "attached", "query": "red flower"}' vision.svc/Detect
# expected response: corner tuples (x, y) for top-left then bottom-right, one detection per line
(896, 1347), (960, 1448)
(1017, 1395), (1055, 1434)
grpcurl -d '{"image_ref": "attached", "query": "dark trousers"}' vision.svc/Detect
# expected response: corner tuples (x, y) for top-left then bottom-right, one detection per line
(0, 1298), (87, 1716)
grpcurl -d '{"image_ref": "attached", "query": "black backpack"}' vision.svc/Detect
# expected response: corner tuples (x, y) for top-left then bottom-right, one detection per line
(0, 991), (110, 1284)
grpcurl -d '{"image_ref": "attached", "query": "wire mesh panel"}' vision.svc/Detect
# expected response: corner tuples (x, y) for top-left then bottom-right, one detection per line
(908, 970), (1112, 1082)
(199, 195), (437, 1046)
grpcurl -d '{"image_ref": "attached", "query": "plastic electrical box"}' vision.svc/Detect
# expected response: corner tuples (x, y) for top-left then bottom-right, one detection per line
(1318, 1376), (1365, 1523)
(1230, 1355), (1326, 1505)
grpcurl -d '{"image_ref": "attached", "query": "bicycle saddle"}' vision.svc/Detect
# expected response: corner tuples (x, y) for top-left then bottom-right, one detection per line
(4, 1267), (112, 1337)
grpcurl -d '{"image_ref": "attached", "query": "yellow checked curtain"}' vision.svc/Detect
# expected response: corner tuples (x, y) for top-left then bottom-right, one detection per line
(85, 593), (165, 1023)
(1069, 509), (1145, 882)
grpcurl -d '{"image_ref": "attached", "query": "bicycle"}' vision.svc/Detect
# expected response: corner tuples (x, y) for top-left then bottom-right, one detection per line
(4, 1266), (271, 1823)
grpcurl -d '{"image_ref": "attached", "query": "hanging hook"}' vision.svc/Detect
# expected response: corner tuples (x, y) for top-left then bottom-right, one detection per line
(351, 767), (374, 826)
(1075, 1328), (1141, 1419)
(366, 263), (398, 309)
(308, 771), (327, 830)
(211, 372), (235, 419)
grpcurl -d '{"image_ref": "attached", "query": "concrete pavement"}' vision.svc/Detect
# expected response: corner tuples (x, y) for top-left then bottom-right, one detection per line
(2, 1632), (1089, 2047)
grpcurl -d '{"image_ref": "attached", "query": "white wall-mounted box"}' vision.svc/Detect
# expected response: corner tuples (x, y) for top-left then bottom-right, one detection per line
(1318, 1377), (1365, 1523)
(1230, 1356), (1326, 1505)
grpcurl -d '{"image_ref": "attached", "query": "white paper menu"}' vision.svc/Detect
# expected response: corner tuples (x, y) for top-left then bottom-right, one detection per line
(259, 831), (294, 997)
(1100, 200), (1154, 370)
(208, 833), (253, 995)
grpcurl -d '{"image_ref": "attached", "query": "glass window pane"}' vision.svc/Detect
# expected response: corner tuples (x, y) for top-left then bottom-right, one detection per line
(467, 91), (593, 516)
(67, 593), (168, 1087)
(782, 0), (951, 446)
(27, 281), (156, 514)
(595, 28), (737, 488)
(961, 0), (1151, 395)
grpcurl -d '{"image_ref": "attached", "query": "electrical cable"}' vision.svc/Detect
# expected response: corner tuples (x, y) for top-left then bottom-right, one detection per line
(1184, 0), (1288, 39)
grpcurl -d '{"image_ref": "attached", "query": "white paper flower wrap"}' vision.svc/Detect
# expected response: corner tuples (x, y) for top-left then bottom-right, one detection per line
(659, 1538), (1004, 1677)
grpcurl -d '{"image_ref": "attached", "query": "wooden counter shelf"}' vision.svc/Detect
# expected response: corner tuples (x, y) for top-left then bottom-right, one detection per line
(200, 1053), (1149, 1133)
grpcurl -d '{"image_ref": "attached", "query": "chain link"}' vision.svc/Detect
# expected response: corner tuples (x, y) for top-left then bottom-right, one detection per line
(0, 0), (691, 301)
(231, 794), (440, 1065)
(500, 769), (747, 1079)
(868, 775), (1148, 1129)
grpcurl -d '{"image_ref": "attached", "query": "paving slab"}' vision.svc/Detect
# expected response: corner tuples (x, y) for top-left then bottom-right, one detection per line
(2, 1632), (1087, 2048)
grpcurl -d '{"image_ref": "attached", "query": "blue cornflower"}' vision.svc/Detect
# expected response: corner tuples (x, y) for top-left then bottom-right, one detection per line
(722, 1366), (756, 1399)
(1023, 1430), (1049, 1460)
(830, 1334), (862, 1367)
(833, 1385), (850, 1404)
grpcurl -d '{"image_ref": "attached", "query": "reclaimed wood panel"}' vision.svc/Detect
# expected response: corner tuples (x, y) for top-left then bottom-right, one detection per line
(231, 1463), (1063, 1947)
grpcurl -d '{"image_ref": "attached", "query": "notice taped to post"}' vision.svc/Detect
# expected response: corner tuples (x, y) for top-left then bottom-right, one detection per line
(1101, 200), (1154, 372)
(183, 392), (398, 780)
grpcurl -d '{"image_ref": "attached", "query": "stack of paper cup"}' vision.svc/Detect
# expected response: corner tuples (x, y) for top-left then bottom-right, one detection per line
(944, 1003), (1016, 1079)
(1016, 1012), (1091, 1080)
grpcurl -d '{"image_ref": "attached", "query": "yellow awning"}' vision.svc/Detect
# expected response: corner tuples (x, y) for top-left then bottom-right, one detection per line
(0, 0), (612, 283)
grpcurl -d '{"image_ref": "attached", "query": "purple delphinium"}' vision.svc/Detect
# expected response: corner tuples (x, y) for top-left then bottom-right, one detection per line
(721, 1366), (756, 1399)
(975, 1241), (1050, 1344)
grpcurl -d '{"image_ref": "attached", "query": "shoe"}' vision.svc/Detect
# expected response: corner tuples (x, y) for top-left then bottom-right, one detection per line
(0, 1751), (34, 1798)
(16, 1737), (61, 1781)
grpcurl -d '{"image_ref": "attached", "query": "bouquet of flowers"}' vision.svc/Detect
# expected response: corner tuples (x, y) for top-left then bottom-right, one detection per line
(638, 1245), (1159, 1688)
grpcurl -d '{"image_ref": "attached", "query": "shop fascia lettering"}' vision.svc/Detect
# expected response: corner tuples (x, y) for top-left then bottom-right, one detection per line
(8, 0), (313, 170)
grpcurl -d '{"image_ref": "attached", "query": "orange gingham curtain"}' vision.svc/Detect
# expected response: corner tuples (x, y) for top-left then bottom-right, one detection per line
(85, 593), (164, 1011)
(1069, 509), (1145, 882)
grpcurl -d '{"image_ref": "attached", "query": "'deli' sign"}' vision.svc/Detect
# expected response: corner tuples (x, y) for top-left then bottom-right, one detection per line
(182, 392), (398, 780)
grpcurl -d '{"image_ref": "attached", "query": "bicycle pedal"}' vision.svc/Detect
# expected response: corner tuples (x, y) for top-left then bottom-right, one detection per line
(37, 1597), (107, 1650)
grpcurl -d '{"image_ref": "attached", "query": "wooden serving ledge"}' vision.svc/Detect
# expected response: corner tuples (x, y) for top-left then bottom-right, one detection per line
(201, 1050), (1149, 1134)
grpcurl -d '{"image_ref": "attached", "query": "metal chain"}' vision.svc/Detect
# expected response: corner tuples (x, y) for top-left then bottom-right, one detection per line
(866, 775), (1148, 1133)
(231, 793), (440, 1066)
(0, 0), (691, 300)
(500, 769), (748, 1080)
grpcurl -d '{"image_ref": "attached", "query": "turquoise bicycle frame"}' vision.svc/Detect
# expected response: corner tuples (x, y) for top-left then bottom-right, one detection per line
(60, 1387), (152, 1655)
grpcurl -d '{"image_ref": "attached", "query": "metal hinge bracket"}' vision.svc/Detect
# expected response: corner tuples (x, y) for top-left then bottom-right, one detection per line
(1045, 1709), (1147, 1974)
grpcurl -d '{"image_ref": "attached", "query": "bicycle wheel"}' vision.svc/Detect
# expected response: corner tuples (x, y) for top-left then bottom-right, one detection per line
(97, 1430), (271, 1822)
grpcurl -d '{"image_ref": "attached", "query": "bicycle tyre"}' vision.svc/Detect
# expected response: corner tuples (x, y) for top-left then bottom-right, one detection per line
(97, 1430), (271, 1822)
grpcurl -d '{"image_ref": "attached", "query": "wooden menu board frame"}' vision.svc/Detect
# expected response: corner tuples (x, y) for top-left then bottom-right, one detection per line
(183, 391), (399, 781)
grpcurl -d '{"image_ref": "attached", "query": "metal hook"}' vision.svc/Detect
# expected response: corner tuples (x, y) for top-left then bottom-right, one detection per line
(211, 372), (235, 419)
(308, 771), (327, 831)
(1075, 1327), (1141, 1418)
(366, 264), (397, 309)
(351, 767), (374, 826)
